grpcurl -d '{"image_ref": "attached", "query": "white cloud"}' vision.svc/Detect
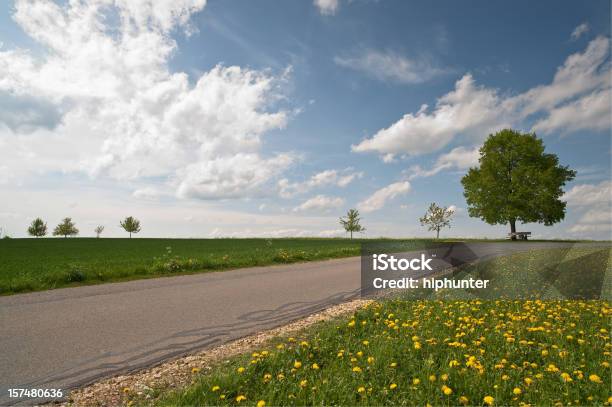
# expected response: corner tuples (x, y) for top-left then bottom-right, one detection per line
(564, 181), (612, 238)
(177, 153), (295, 200)
(408, 146), (479, 179)
(563, 181), (611, 206)
(352, 74), (509, 157)
(571, 23), (590, 41)
(133, 186), (163, 200)
(353, 37), (611, 159)
(334, 49), (449, 84)
(357, 181), (410, 213)
(293, 195), (345, 212)
(532, 87), (611, 134)
(279, 169), (363, 198)
(509, 36), (610, 117)
(578, 208), (611, 224)
(314, 0), (339, 15)
(0, 0), (293, 200)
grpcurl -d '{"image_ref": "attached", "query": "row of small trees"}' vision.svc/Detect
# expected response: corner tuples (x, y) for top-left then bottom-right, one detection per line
(339, 203), (454, 239)
(27, 216), (141, 238)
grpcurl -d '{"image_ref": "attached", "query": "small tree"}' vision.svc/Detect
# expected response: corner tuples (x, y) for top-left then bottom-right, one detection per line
(339, 209), (365, 239)
(419, 203), (454, 239)
(461, 129), (575, 239)
(94, 225), (105, 238)
(53, 217), (79, 238)
(120, 216), (141, 238)
(28, 218), (48, 237)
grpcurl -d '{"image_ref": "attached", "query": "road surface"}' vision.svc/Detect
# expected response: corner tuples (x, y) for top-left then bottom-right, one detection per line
(0, 241), (607, 404)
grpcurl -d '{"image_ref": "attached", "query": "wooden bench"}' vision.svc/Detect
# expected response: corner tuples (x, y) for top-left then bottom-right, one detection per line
(507, 232), (531, 240)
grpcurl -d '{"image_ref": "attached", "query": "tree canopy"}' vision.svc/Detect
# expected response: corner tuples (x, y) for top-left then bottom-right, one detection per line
(120, 216), (141, 238)
(419, 203), (454, 239)
(339, 209), (365, 239)
(461, 129), (575, 238)
(28, 218), (47, 237)
(53, 217), (79, 238)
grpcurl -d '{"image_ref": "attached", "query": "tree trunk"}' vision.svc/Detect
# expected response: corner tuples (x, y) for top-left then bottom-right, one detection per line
(436, 228), (440, 239)
(350, 230), (353, 240)
(509, 219), (516, 240)
(129, 232), (132, 238)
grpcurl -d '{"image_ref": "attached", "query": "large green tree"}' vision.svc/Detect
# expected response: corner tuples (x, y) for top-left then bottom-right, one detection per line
(53, 217), (79, 238)
(461, 129), (575, 239)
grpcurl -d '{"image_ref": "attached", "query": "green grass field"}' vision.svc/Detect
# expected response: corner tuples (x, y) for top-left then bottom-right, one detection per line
(0, 238), (361, 294)
(154, 248), (612, 407)
(0, 237), (440, 295)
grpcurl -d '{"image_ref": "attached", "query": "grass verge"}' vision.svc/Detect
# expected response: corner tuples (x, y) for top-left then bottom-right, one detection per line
(154, 248), (612, 406)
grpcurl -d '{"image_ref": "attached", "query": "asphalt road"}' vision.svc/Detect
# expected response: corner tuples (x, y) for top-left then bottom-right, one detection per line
(0, 241), (607, 405)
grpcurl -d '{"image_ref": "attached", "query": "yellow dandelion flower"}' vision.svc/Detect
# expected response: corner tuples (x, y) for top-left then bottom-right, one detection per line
(257, 401), (266, 407)
(513, 387), (522, 395)
(352, 366), (362, 373)
(441, 385), (453, 395)
(414, 342), (422, 350)
(459, 396), (469, 405)
(484, 395), (495, 405)
(312, 363), (320, 370)
(390, 362), (397, 367)
(191, 367), (200, 373)
(236, 395), (247, 403)
(219, 395), (226, 400)
(546, 364), (559, 372)
(589, 374), (602, 383)
(357, 386), (365, 394)
(502, 375), (509, 381)
(413, 378), (421, 385)
(367, 356), (375, 364)
(560, 372), (572, 382)
(363, 340), (369, 346)
(300, 379), (308, 387)
(211, 385), (220, 392)
(237, 367), (245, 373)
(389, 383), (397, 390)
(348, 320), (356, 327)
(449, 360), (460, 367)
(541, 350), (549, 356)
(122, 387), (130, 393)
(441, 374), (448, 381)
(294, 361), (302, 369)
(276, 344), (284, 349)
(429, 374), (436, 382)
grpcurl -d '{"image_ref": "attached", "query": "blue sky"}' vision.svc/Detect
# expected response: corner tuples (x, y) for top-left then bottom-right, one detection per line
(0, 0), (610, 239)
